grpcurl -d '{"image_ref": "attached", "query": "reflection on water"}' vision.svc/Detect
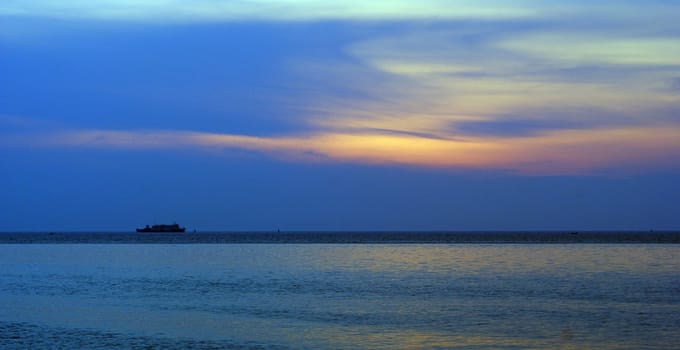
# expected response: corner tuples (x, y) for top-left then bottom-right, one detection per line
(1, 244), (679, 349)
(303, 244), (679, 275)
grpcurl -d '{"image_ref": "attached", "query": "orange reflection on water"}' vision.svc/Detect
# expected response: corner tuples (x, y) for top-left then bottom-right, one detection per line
(305, 327), (628, 350)
(299, 244), (680, 275)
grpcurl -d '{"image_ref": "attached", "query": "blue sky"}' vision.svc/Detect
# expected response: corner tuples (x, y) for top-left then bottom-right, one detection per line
(1, 1), (679, 231)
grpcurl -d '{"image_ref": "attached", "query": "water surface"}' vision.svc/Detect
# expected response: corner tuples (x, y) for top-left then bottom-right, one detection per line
(1, 243), (678, 349)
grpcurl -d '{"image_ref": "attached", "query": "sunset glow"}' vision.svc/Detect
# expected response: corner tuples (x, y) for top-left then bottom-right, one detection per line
(2, 0), (679, 230)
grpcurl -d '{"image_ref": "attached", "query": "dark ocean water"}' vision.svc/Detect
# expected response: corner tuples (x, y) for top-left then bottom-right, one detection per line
(1, 233), (679, 349)
(1, 231), (679, 244)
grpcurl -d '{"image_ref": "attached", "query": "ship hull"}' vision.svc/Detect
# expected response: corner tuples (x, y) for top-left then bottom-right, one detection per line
(136, 228), (186, 233)
(136, 224), (186, 233)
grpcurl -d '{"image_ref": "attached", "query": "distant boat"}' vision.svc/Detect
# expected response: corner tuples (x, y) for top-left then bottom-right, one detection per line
(136, 224), (186, 233)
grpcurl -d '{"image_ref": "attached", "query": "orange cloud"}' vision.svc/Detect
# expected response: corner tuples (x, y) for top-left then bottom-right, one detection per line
(7, 124), (679, 175)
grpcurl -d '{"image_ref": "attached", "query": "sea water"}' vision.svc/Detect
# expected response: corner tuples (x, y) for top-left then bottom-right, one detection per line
(1, 242), (678, 349)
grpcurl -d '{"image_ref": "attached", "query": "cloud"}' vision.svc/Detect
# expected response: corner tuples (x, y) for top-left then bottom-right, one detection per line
(291, 30), (674, 154)
(4, 125), (680, 175)
(0, 0), (535, 22)
(499, 35), (680, 66)
(3, 2), (680, 176)
(3, 1), (680, 26)
(273, 15), (680, 174)
(671, 77), (680, 92)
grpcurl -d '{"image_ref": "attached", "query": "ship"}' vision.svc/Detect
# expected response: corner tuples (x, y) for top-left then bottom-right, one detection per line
(136, 223), (186, 233)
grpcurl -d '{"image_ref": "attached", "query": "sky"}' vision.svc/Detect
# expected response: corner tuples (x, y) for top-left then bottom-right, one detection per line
(1, 1), (679, 231)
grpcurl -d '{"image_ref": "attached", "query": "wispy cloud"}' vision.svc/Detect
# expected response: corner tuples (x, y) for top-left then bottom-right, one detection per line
(3, 2), (680, 175)
(4, 124), (680, 175)
(500, 35), (680, 66)
(3, 1), (680, 24)
(0, 0), (535, 22)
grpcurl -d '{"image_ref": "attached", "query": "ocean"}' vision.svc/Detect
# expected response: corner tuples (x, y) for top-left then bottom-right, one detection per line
(1, 232), (679, 349)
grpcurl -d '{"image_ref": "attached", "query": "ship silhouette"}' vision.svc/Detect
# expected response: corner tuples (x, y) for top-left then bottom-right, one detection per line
(136, 223), (186, 233)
